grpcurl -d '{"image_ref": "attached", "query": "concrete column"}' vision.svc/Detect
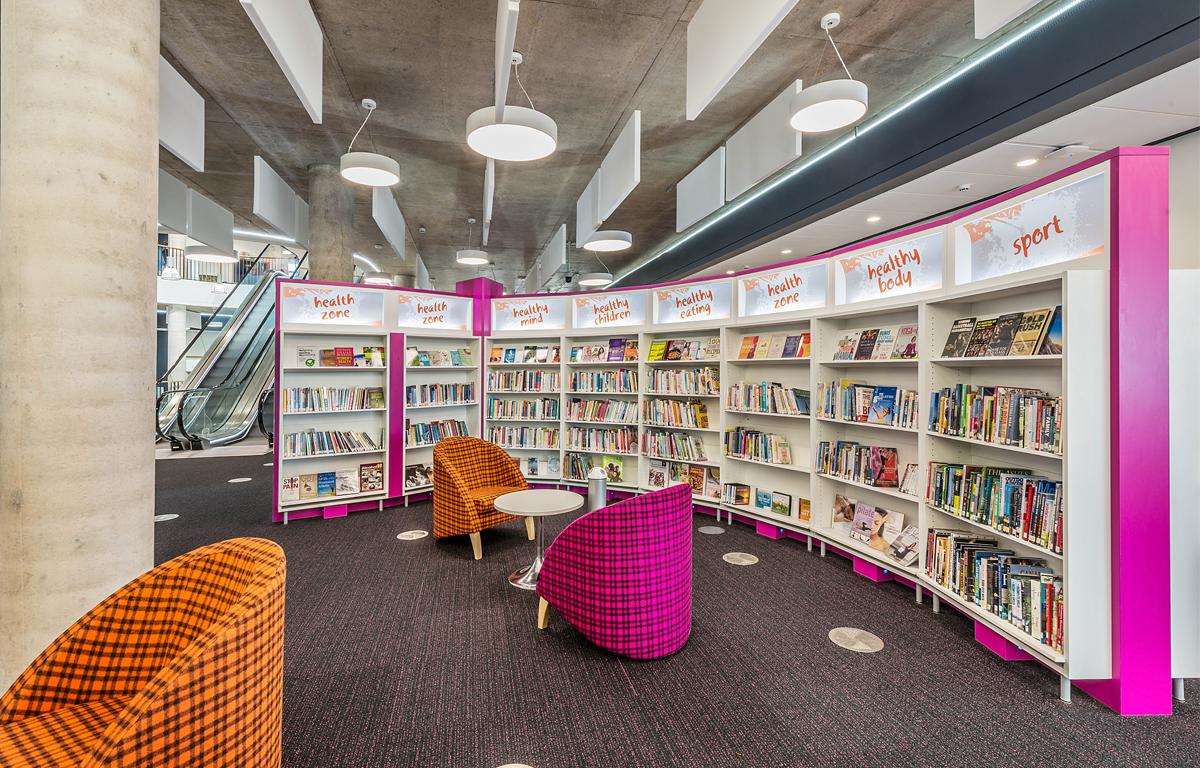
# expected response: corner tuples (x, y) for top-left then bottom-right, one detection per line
(0, 0), (158, 687)
(307, 163), (355, 284)
(166, 304), (188, 381)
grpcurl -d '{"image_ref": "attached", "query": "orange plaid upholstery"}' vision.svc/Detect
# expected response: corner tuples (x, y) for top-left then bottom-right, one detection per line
(0, 537), (285, 767)
(433, 436), (527, 539)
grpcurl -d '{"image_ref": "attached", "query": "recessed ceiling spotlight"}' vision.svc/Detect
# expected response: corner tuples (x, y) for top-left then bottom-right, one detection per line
(781, 249), (792, 254)
(1017, 158), (1038, 167)
(726, 270), (735, 275)
(582, 230), (632, 252)
(867, 216), (881, 222)
(788, 14), (868, 133)
(341, 99), (401, 186)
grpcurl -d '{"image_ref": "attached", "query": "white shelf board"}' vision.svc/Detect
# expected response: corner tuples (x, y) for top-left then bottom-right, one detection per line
(405, 401), (479, 409)
(567, 390), (638, 396)
(281, 448), (386, 461)
(925, 431), (1063, 460)
(641, 423), (721, 433)
(646, 360), (723, 366)
(282, 366), (387, 373)
(927, 504), (1062, 559)
(487, 390), (562, 395)
(407, 365), (478, 371)
(281, 489), (387, 508)
(643, 391), (720, 399)
(817, 358), (918, 367)
(641, 454), (718, 467)
(726, 410), (811, 420)
(724, 504), (813, 532)
(487, 417), (562, 423)
(728, 357), (811, 364)
(488, 362), (559, 368)
(282, 408), (387, 416)
(564, 448), (639, 457)
(724, 455), (811, 473)
(933, 354), (1063, 368)
(566, 360), (638, 366)
(814, 473), (920, 503)
(403, 484), (433, 493)
(809, 524), (919, 577)
(564, 418), (640, 426)
(816, 416), (919, 435)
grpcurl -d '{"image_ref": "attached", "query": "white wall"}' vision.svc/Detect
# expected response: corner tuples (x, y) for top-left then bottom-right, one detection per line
(1165, 130), (1199, 269)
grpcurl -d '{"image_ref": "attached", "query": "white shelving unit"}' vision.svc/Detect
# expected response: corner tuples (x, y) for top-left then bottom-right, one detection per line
(483, 335), (565, 485)
(401, 334), (482, 497)
(561, 330), (641, 493)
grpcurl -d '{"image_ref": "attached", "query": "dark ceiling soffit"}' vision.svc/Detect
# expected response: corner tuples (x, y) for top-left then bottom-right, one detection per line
(620, 0), (1200, 286)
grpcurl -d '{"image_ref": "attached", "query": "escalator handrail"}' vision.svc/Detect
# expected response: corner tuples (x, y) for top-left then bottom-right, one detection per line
(156, 243), (273, 387)
(257, 388), (275, 441)
(155, 389), (186, 444)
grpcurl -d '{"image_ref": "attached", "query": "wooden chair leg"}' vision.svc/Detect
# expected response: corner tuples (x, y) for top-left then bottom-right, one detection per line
(469, 532), (482, 560)
(525, 516), (535, 540)
(538, 597), (550, 630)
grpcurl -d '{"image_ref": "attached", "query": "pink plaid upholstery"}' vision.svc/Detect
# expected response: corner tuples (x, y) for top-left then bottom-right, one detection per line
(536, 483), (693, 659)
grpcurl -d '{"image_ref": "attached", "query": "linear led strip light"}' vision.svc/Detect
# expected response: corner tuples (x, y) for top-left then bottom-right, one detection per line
(609, 0), (1089, 288)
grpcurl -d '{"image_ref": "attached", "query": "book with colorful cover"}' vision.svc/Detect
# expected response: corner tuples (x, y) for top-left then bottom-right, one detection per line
(449, 349), (462, 367)
(299, 474), (318, 500)
(335, 468), (359, 495)
(965, 318), (998, 357)
(688, 465), (705, 493)
(753, 337), (772, 359)
(361, 462), (385, 491)
(853, 329), (880, 360)
(782, 335), (802, 358)
(297, 347), (317, 368)
(607, 339), (626, 362)
(320, 349), (338, 367)
(666, 340), (687, 361)
(849, 501), (878, 543)
(523, 346), (538, 363)
(334, 347), (355, 367)
(766, 333), (788, 359)
(832, 494), (857, 535)
(870, 328), (897, 360)
(832, 332), (861, 361)
(602, 455), (624, 484)
(1039, 305), (1063, 355)
(669, 462), (688, 484)
(316, 472), (337, 498)
(527, 457), (538, 477)
(704, 467), (721, 499)
(755, 488), (773, 512)
(771, 491), (791, 517)
(870, 508), (905, 552)
(550, 346), (560, 363)
(867, 386), (898, 426)
(367, 388), (385, 409)
(705, 337), (721, 359)
(282, 476), (300, 503)
(459, 348), (475, 366)
(869, 447), (899, 487)
(624, 341), (639, 361)
(405, 347), (420, 367)
(569, 346), (581, 363)
(648, 340), (669, 361)
(982, 313), (1023, 357)
(547, 456), (561, 476)
(363, 346), (386, 367)
(490, 347), (504, 363)
(795, 332), (812, 358)
(648, 460), (668, 489)
(891, 326), (919, 359)
(798, 497), (811, 523)
(941, 318), (977, 358)
(738, 335), (759, 359)
(1009, 308), (1053, 355)
(416, 351), (432, 366)
(886, 525), (920, 565)
(503, 348), (517, 363)
(535, 346), (549, 363)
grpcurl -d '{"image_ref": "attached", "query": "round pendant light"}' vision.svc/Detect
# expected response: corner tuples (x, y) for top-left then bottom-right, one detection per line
(340, 152), (400, 187)
(788, 79), (868, 133)
(578, 272), (614, 287)
(456, 249), (490, 266)
(582, 230), (632, 252)
(466, 105), (558, 162)
(184, 245), (238, 264)
(160, 266), (181, 281)
(363, 271), (394, 285)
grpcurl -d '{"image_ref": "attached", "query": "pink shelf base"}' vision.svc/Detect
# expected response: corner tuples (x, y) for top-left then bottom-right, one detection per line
(975, 621), (1034, 661)
(755, 521), (786, 539)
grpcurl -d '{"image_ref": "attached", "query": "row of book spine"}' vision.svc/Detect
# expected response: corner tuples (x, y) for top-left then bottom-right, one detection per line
(927, 463), (1063, 554)
(640, 430), (708, 462)
(641, 398), (710, 429)
(487, 397), (560, 420)
(926, 529), (1063, 651)
(487, 426), (560, 449)
(725, 382), (810, 416)
(565, 398), (638, 424)
(565, 427), (637, 454)
(405, 383), (475, 407)
(816, 441), (901, 489)
(816, 381), (919, 429)
(567, 369), (637, 393)
(644, 367), (720, 396)
(282, 429), (382, 458)
(406, 419), (469, 448)
(928, 385), (1062, 454)
(282, 386), (382, 413)
(487, 370), (561, 393)
(564, 452), (595, 481)
(724, 427), (793, 465)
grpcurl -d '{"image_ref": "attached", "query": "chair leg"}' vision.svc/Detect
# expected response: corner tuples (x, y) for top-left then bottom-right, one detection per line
(538, 597), (550, 630)
(525, 516), (535, 540)
(469, 532), (482, 560)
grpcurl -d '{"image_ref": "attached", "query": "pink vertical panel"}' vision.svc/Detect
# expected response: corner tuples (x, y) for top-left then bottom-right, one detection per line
(388, 332), (406, 504)
(456, 277), (504, 336)
(755, 521), (785, 539)
(1077, 147), (1172, 715)
(273, 279), (282, 522)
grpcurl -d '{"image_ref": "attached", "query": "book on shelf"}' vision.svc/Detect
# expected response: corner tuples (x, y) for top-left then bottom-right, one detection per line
(725, 382), (809, 416)
(849, 501), (877, 543)
(449, 350), (462, 367)
(781, 335), (801, 358)
(941, 318), (976, 358)
(1039, 306), (1063, 355)
(899, 463), (920, 496)
(460, 348), (475, 367)
(831, 494), (857, 535)
(704, 468), (721, 499)
(724, 426), (792, 465)
(886, 525), (920, 565)
(361, 462), (384, 492)
(832, 332), (861, 361)
(334, 347), (354, 367)
(927, 462), (1062, 553)
(416, 351), (433, 366)
(601, 455), (624, 484)
(522, 346), (538, 363)
(564, 453), (595, 481)
(607, 339), (626, 361)
(1009, 308), (1054, 356)
(798, 497), (811, 523)
(705, 337), (721, 359)
(766, 333), (788, 359)
(891, 326), (919, 359)
(548, 456), (561, 476)
(490, 347), (503, 363)
(406, 419), (469, 447)
(648, 340), (668, 361)
(866, 386), (898, 426)
(648, 460), (668, 489)
(403, 463), (431, 490)
(299, 474), (317, 500)
(870, 328), (897, 360)
(320, 349), (338, 367)
(624, 341), (639, 361)
(982, 312), (1023, 357)
(722, 482), (751, 505)
(282, 476), (300, 502)
(688, 465), (705, 493)
(317, 472), (336, 498)
(927, 385), (1062, 454)
(535, 346), (549, 363)
(817, 441), (903, 490)
(551, 346), (561, 363)
(528, 457), (539, 476)
(297, 347), (317, 368)
(283, 429), (383, 458)
(335, 468), (359, 495)
(503, 348), (517, 363)
(738, 335), (758, 359)
(771, 491), (791, 517)
(755, 488), (772, 512)
(964, 318), (997, 358)
(871, 508), (905, 552)
(363, 347), (386, 367)
(752, 337), (772, 359)
(665, 340), (686, 361)
(853, 329), (879, 360)
(669, 462), (688, 484)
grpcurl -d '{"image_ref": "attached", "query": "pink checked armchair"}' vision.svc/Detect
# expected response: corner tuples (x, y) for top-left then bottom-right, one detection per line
(535, 482), (693, 659)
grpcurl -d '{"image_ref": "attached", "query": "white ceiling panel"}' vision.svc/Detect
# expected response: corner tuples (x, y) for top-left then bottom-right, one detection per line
(159, 56), (205, 172)
(724, 80), (803, 201)
(1097, 59), (1200, 117)
(888, 169), (1027, 200)
(677, 147), (726, 232)
(598, 111), (641, 220)
(252, 156), (298, 236)
(240, 0), (323, 123)
(576, 169), (602, 242)
(1013, 106), (1198, 152)
(940, 141), (1102, 177)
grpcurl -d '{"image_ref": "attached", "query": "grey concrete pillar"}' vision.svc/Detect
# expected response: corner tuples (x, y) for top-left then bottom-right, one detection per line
(307, 163), (355, 283)
(166, 304), (188, 381)
(0, 0), (158, 687)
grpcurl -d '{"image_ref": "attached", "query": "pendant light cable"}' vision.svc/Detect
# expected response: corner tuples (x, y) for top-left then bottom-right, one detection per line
(348, 104), (375, 151)
(513, 63), (536, 111)
(826, 29), (853, 80)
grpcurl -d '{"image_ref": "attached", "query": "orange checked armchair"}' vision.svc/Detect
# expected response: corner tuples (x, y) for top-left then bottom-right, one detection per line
(433, 436), (532, 559)
(0, 538), (286, 768)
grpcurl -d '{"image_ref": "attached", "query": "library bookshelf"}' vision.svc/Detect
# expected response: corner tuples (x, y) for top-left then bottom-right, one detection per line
(562, 330), (641, 494)
(483, 335), (566, 486)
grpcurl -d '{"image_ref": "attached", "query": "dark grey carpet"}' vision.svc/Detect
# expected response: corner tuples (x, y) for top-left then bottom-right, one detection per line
(156, 453), (1198, 768)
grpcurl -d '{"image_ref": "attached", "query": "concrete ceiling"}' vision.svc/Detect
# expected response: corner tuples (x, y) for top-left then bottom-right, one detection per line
(159, 0), (1021, 291)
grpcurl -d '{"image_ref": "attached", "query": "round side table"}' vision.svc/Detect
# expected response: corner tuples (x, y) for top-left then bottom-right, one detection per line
(495, 489), (584, 590)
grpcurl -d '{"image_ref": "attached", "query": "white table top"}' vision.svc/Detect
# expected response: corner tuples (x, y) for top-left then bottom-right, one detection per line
(495, 489), (584, 517)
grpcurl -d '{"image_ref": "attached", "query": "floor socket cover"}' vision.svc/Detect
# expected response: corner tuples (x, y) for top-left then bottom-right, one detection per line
(397, 530), (429, 540)
(828, 627), (884, 653)
(154, 514), (179, 522)
(228, 477), (252, 483)
(698, 526), (725, 535)
(723, 552), (759, 565)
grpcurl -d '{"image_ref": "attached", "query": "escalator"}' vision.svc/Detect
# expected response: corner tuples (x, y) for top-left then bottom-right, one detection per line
(156, 250), (306, 449)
